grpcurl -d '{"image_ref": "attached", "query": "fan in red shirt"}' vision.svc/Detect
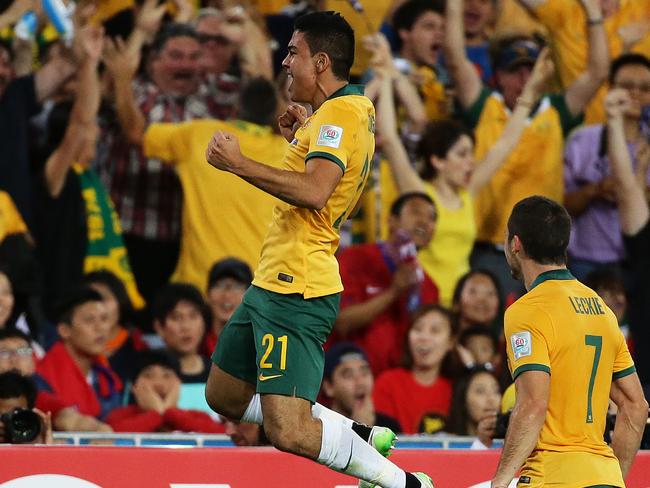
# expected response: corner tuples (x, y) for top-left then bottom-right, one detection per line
(107, 349), (224, 433)
(333, 192), (439, 376)
(373, 305), (458, 434)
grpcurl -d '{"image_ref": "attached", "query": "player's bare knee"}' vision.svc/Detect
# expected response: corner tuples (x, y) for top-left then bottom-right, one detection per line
(205, 365), (254, 419)
(263, 418), (302, 453)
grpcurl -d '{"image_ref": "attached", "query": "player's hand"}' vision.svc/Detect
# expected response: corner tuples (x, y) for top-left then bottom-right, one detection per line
(390, 262), (420, 295)
(604, 88), (631, 121)
(206, 131), (244, 173)
(278, 104), (308, 143)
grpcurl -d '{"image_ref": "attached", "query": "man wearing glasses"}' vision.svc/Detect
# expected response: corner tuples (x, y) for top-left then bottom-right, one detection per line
(563, 53), (650, 281)
(0, 329), (112, 433)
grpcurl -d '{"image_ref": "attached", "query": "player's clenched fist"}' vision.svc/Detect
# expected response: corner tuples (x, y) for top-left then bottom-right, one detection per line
(278, 103), (308, 142)
(206, 131), (244, 172)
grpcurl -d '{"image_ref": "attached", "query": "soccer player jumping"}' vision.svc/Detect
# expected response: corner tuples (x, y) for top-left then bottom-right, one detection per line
(204, 11), (433, 488)
(493, 195), (648, 488)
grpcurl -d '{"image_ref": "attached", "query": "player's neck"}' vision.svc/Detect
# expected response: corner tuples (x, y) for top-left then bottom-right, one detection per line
(311, 79), (349, 111)
(523, 263), (568, 291)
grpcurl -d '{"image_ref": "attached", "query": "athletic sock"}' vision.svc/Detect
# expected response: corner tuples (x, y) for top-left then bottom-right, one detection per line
(351, 422), (373, 442)
(241, 393), (263, 424)
(318, 414), (406, 488)
(405, 473), (423, 488)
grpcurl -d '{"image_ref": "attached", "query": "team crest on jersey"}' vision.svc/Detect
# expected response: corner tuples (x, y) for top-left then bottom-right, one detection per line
(316, 125), (343, 149)
(510, 331), (532, 360)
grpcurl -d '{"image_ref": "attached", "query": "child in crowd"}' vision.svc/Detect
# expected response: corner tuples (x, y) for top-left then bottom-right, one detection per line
(458, 325), (499, 367)
(373, 305), (458, 434)
(107, 350), (224, 433)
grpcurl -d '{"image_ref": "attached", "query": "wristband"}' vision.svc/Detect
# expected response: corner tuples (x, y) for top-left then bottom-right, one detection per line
(587, 17), (604, 26)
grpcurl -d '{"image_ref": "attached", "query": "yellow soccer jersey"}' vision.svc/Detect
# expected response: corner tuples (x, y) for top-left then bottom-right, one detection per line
(253, 84), (375, 298)
(144, 119), (287, 292)
(505, 269), (635, 488)
(532, 0), (650, 124)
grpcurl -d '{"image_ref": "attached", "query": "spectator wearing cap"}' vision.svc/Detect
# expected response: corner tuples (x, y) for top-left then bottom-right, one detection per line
(152, 283), (211, 384)
(563, 54), (650, 281)
(518, 0), (650, 124)
(35, 287), (122, 420)
(140, 76), (287, 292)
(333, 193), (439, 377)
(444, 0), (609, 302)
(106, 350), (225, 433)
(0, 329), (112, 432)
(322, 342), (401, 433)
(203, 258), (252, 355)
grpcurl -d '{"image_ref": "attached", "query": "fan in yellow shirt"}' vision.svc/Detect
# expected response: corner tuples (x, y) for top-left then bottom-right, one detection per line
(142, 78), (287, 292)
(519, 0), (650, 124)
(492, 196), (648, 488)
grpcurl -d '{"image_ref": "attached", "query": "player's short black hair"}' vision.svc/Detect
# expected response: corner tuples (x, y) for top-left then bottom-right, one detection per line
(507, 196), (571, 265)
(0, 371), (37, 409)
(390, 192), (436, 218)
(240, 77), (278, 127)
(417, 120), (474, 180)
(609, 53), (650, 83)
(152, 283), (209, 325)
(294, 11), (355, 81)
(56, 286), (104, 325)
(83, 270), (133, 326)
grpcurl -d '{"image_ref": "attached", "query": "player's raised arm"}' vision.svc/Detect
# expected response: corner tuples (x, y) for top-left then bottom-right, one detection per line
(206, 132), (343, 211)
(609, 372), (649, 478)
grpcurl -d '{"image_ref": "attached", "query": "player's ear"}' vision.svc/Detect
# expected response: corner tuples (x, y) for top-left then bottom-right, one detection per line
(512, 235), (523, 254)
(315, 53), (328, 73)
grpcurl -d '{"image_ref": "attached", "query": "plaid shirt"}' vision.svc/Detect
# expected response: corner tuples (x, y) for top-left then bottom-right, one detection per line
(98, 76), (240, 241)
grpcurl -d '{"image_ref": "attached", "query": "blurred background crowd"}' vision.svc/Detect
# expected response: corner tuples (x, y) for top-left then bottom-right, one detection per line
(0, 0), (648, 448)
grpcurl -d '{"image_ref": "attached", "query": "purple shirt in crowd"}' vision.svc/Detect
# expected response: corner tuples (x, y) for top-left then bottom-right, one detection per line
(564, 124), (650, 263)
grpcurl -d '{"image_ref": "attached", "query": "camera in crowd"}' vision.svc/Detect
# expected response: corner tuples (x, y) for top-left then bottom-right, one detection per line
(1, 407), (42, 444)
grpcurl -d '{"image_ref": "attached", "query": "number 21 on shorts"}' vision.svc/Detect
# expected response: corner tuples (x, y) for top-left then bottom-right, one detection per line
(260, 334), (288, 370)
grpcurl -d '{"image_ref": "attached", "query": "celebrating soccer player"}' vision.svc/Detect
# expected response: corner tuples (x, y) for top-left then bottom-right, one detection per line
(204, 11), (433, 488)
(492, 196), (649, 488)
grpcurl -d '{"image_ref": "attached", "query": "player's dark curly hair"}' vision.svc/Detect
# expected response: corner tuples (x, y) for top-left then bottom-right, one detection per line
(294, 11), (354, 81)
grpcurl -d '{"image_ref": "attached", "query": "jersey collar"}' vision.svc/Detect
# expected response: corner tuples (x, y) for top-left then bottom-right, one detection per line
(326, 84), (365, 100)
(530, 268), (575, 290)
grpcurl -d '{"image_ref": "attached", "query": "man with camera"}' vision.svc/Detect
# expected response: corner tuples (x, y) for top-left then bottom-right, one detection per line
(0, 371), (52, 444)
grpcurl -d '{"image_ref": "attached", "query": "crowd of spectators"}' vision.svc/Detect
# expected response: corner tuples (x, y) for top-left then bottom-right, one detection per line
(0, 0), (648, 447)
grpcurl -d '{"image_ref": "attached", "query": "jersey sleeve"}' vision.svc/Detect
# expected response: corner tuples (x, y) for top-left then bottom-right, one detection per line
(143, 122), (192, 164)
(612, 331), (636, 380)
(305, 101), (358, 173)
(504, 303), (554, 380)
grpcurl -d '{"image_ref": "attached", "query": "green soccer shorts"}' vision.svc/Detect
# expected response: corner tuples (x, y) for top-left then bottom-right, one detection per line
(212, 285), (340, 402)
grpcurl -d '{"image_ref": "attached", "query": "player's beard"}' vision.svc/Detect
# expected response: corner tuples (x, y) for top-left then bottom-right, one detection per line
(509, 261), (522, 281)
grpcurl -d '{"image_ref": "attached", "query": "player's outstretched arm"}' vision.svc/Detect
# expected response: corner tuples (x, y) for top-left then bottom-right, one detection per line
(610, 372), (649, 478)
(206, 131), (342, 210)
(491, 371), (549, 488)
